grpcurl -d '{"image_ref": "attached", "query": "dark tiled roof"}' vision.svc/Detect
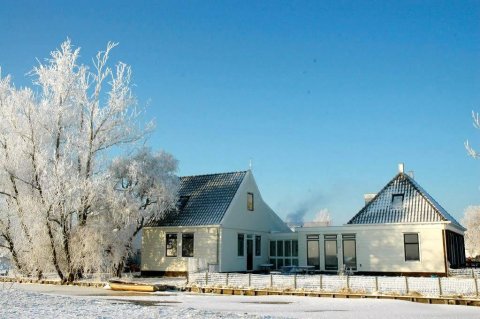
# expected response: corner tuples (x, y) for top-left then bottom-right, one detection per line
(150, 171), (247, 227)
(347, 173), (464, 229)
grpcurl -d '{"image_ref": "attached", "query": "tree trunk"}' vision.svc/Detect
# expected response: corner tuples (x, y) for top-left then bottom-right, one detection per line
(45, 217), (65, 283)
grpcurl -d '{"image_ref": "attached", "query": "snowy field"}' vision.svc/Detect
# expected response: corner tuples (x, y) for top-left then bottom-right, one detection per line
(1, 283), (479, 319)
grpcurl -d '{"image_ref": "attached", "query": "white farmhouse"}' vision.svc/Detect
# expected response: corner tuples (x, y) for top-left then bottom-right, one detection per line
(141, 165), (466, 276)
(141, 171), (290, 276)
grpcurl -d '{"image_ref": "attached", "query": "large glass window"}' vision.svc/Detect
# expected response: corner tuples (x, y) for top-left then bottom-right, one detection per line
(307, 235), (320, 269)
(247, 193), (254, 211)
(342, 234), (356, 270)
(324, 235), (338, 271)
(182, 233), (194, 257)
(238, 234), (244, 256)
(255, 235), (261, 256)
(269, 240), (299, 270)
(404, 233), (420, 261)
(166, 233), (177, 257)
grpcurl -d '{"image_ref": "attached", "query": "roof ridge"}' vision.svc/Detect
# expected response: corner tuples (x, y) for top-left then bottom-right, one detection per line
(180, 170), (248, 179)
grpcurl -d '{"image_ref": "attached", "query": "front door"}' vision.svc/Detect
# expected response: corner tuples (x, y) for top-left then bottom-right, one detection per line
(247, 239), (253, 271)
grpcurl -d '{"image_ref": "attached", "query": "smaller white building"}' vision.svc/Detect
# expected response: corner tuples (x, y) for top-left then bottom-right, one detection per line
(270, 166), (466, 276)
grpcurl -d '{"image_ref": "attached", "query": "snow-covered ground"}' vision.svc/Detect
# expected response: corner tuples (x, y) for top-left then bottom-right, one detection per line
(1, 283), (479, 319)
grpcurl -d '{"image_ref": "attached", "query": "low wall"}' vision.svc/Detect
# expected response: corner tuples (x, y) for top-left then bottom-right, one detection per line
(188, 273), (480, 298)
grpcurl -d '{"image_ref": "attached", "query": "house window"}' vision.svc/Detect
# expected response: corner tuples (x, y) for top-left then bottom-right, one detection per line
(269, 240), (299, 270)
(177, 196), (190, 211)
(404, 233), (420, 261)
(182, 233), (194, 257)
(247, 193), (254, 211)
(342, 234), (357, 270)
(307, 235), (320, 270)
(324, 234), (338, 271)
(166, 233), (177, 257)
(237, 234), (244, 256)
(255, 235), (261, 256)
(392, 194), (404, 210)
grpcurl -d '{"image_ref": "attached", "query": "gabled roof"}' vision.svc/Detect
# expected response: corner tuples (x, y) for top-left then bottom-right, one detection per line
(150, 171), (247, 227)
(347, 173), (464, 230)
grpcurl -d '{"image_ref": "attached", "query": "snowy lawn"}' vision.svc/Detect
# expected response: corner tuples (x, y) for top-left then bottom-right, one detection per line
(1, 283), (480, 319)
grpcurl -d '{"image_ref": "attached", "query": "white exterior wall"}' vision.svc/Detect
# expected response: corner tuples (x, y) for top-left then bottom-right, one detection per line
(219, 171), (291, 272)
(219, 228), (271, 272)
(141, 226), (219, 272)
(271, 223), (451, 274)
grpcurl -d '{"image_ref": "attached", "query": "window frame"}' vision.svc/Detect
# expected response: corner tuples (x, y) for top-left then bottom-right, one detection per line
(324, 234), (338, 271)
(255, 235), (261, 256)
(247, 192), (254, 211)
(181, 233), (194, 257)
(391, 193), (404, 210)
(237, 233), (245, 257)
(342, 234), (357, 270)
(165, 233), (178, 257)
(404, 233), (420, 261)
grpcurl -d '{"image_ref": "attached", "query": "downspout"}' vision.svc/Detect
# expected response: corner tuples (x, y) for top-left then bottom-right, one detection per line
(442, 228), (448, 276)
(217, 227), (221, 272)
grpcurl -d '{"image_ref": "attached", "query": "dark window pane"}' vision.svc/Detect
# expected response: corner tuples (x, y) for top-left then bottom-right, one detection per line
(325, 239), (338, 270)
(285, 258), (291, 266)
(307, 239), (320, 269)
(166, 233), (177, 257)
(343, 239), (356, 270)
(285, 240), (291, 257)
(270, 241), (276, 257)
(292, 240), (298, 257)
(405, 244), (420, 261)
(277, 241), (284, 257)
(182, 233), (194, 257)
(277, 258), (284, 269)
(404, 234), (418, 244)
(255, 235), (261, 256)
(238, 234), (244, 256)
(292, 258), (299, 266)
(404, 233), (420, 261)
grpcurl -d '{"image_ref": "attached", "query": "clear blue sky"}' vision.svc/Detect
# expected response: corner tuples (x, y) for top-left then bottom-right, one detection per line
(1, 1), (479, 224)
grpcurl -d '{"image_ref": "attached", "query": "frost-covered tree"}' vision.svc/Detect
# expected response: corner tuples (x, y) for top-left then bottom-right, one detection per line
(465, 111), (480, 258)
(465, 111), (480, 158)
(0, 41), (179, 282)
(462, 206), (480, 258)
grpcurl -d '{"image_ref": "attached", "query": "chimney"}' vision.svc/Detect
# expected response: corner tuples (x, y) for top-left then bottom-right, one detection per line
(407, 171), (414, 179)
(364, 193), (376, 205)
(398, 163), (404, 174)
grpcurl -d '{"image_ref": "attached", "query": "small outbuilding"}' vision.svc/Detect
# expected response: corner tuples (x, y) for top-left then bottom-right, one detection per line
(270, 165), (466, 276)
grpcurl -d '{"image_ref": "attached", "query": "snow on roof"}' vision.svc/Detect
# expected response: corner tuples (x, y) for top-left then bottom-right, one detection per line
(347, 172), (464, 230)
(149, 171), (247, 227)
